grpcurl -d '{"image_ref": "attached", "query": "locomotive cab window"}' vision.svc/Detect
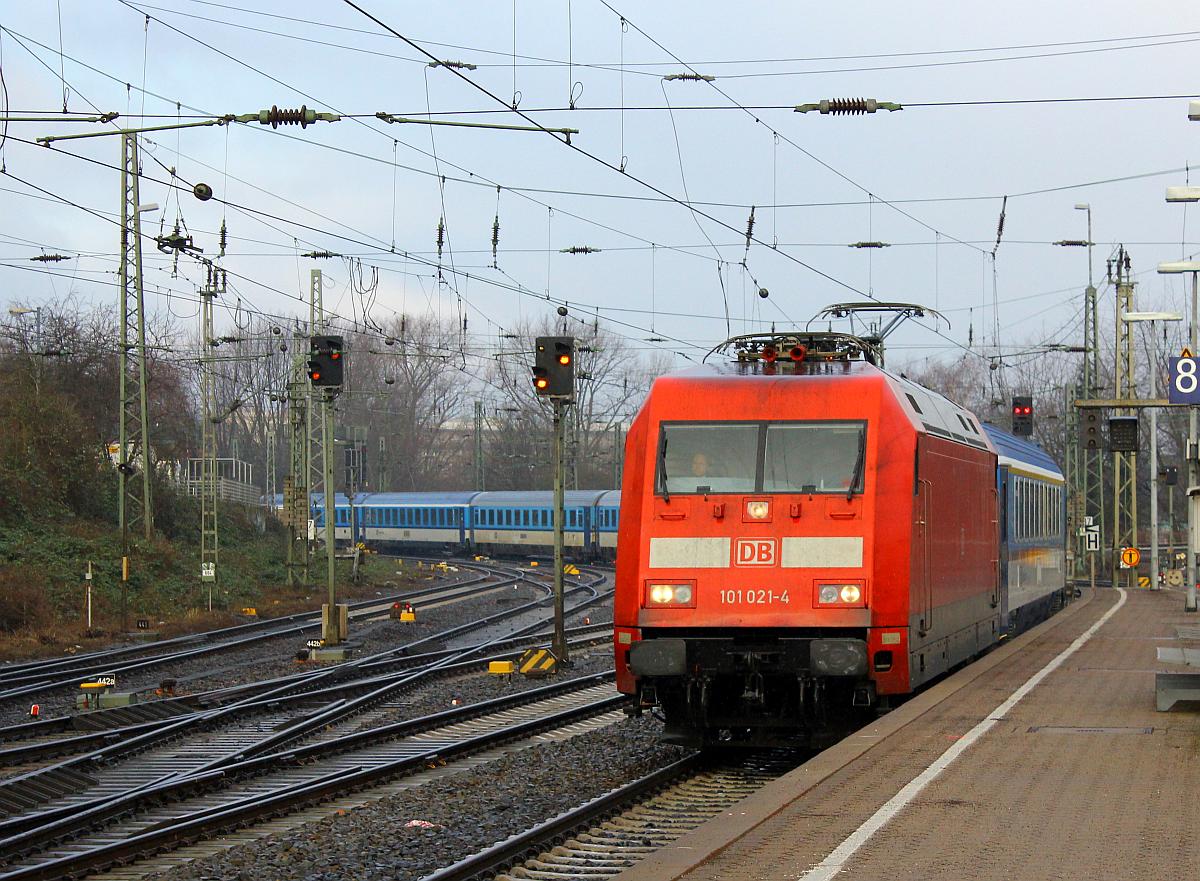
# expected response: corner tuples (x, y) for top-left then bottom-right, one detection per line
(656, 420), (866, 496)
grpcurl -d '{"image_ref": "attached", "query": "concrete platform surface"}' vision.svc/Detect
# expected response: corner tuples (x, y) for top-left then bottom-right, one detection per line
(617, 588), (1200, 881)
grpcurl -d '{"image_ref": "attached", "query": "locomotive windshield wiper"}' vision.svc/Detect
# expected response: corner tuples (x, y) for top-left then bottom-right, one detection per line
(847, 429), (866, 500)
(657, 432), (670, 502)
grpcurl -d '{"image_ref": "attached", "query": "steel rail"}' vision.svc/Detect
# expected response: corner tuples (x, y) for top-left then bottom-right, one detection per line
(0, 567), (499, 700)
(0, 622), (615, 767)
(0, 568), (607, 820)
(0, 565), (541, 814)
(0, 685), (627, 880)
(420, 755), (705, 881)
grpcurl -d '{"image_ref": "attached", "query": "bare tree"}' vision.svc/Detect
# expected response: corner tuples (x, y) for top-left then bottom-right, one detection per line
(482, 318), (669, 490)
(339, 315), (469, 491)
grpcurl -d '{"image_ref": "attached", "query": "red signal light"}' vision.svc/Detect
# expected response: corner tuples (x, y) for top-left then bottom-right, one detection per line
(311, 371), (321, 381)
(330, 351), (341, 360)
(535, 377), (549, 390)
(558, 353), (571, 365)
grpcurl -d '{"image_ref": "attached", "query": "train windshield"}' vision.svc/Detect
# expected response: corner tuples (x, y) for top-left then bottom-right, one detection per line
(658, 421), (865, 496)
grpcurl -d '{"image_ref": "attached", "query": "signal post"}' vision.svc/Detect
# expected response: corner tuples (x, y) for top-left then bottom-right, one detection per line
(307, 334), (350, 657)
(533, 336), (575, 666)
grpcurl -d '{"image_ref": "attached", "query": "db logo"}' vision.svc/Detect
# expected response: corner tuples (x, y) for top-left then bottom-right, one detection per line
(735, 538), (776, 566)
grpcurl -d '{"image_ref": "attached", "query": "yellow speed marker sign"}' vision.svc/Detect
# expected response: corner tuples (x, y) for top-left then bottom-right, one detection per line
(1120, 546), (1141, 569)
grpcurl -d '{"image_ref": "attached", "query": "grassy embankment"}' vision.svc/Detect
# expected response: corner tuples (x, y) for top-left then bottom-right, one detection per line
(0, 496), (413, 661)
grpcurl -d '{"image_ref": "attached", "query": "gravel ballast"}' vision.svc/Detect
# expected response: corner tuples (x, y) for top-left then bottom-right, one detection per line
(145, 715), (687, 881)
(0, 582), (557, 727)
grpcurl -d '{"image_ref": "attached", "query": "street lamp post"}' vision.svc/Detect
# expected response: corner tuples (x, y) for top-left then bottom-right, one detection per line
(1157, 261), (1200, 612)
(7, 306), (42, 352)
(1122, 311), (1183, 591)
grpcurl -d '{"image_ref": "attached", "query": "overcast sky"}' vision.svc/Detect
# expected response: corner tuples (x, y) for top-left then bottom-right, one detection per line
(2, 0), (1199, 373)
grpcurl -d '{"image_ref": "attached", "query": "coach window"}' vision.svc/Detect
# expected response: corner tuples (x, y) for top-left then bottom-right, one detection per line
(1016, 479), (1024, 540)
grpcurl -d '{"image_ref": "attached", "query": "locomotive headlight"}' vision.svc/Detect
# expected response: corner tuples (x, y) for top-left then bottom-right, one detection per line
(745, 500), (770, 519)
(645, 581), (696, 607)
(650, 584), (674, 603)
(817, 582), (865, 606)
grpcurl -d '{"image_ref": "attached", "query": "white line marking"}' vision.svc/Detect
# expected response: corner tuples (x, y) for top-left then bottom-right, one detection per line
(799, 588), (1127, 881)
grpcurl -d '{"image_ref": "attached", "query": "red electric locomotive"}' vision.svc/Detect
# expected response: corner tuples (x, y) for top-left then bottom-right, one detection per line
(614, 331), (1005, 747)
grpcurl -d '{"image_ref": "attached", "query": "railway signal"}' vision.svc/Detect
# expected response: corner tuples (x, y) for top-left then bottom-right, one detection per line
(1011, 396), (1033, 436)
(531, 336), (576, 667)
(533, 336), (575, 400)
(307, 335), (345, 389)
(1109, 416), (1139, 452)
(1079, 408), (1101, 451)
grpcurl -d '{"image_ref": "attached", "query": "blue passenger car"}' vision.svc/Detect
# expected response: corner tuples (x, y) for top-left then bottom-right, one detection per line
(594, 490), (621, 554)
(982, 424), (1067, 629)
(303, 489), (621, 559)
(469, 491), (609, 554)
(315, 492), (478, 548)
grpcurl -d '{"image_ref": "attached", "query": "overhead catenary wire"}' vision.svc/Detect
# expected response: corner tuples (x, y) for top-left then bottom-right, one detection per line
(4, 4), (1161, 369)
(118, 2), (1200, 80)
(6, 23), (1193, 217)
(591, 0), (988, 261)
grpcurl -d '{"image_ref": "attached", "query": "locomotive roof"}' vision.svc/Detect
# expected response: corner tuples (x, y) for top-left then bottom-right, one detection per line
(661, 360), (993, 452)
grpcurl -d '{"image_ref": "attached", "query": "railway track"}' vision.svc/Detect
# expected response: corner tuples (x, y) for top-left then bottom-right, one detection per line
(0, 562), (501, 704)
(426, 751), (802, 881)
(0, 676), (627, 881)
(0, 565), (609, 807)
(0, 621), (614, 769)
(0, 559), (573, 742)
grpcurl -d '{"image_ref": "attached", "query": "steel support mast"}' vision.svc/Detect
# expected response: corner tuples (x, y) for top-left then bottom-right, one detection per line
(199, 266), (224, 608)
(117, 133), (153, 631)
(552, 398), (568, 664)
(1189, 270), (1199, 612)
(285, 325), (310, 587)
(1082, 282), (1105, 577)
(1111, 249), (1137, 587)
(322, 387), (339, 645)
(307, 271), (326, 552)
(474, 400), (485, 490)
(1064, 383), (1082, 574)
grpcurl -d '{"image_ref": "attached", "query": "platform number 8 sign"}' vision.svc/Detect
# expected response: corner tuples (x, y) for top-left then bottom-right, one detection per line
(1169, 354), (1200, 404)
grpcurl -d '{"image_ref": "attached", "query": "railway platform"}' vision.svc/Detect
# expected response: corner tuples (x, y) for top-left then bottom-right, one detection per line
(618, 586), (1200, 881)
